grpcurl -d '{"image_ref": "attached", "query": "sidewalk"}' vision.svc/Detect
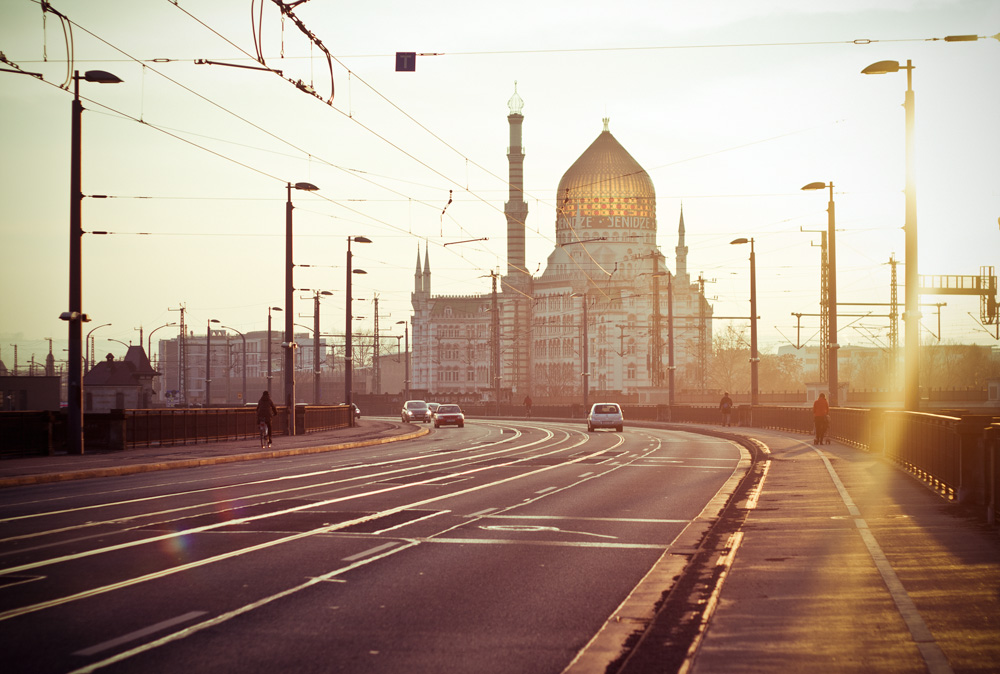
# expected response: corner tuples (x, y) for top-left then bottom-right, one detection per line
(0, 419), (428, 488)
(675, 426), (1000, 674)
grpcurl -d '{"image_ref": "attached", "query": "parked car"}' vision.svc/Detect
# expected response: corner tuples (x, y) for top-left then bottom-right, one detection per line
(401, 399), (431, 423)
(433, 404), (465, 428)
(587, 402), (624, 432)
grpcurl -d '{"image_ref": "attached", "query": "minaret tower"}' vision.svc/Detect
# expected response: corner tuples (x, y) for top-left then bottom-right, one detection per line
(505, 82), (528, 282)
(676, 203), (689, 287)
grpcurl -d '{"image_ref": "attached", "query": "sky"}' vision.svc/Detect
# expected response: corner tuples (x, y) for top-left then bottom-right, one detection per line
(1, 0), (998, 373)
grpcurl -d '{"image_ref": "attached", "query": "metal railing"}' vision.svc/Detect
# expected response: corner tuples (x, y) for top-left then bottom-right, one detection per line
(883, 411), (961, 500)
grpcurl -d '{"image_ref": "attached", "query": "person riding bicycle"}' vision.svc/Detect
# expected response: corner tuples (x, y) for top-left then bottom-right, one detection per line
(256, 390), (278, 447)
(523, 395), (533, 418)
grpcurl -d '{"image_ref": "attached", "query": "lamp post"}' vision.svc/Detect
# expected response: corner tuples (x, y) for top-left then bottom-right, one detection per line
(107, 338), (129, 351)
(147, 322), (177, 372)
(345, 236), (371, 406)
(730, 238), (758, 406)
(206, 319), (219, 406)
(862, 59), (919, 410)
(220, 325), (246, 404)
(285, 182), (319, 434)
(85, 322), (111, 373)
(570, 292), (590, 409)
(267, 306), (281, 397)
(65, 69), (122, 455)
(802, 181), (838, 407)
(396, 320), (410, 400)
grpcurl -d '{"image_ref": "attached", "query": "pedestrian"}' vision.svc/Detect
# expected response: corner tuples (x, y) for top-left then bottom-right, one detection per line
(719, 392), (733, 427)
(523, 395), (533, 418)
(256, 390), (278, 447)
(813, 392), (830, 444)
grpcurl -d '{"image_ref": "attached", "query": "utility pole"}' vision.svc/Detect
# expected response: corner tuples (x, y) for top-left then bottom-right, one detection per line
(169, 304), (186, 405)
(490, 271), (501, 415)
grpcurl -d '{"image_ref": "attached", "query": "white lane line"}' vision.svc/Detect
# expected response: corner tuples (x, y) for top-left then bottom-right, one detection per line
(578, 472), (594, 477)
(0, 424), (531, 527)
(467, 508), (498, 518)
(371, 510), (449, 535)
(342, 542), (399, 562)
(813, 447), (953, 674)
(484, 515), (689, 524)
(535, 487), (558, 494)
(0, 431), (607, 623)
(66, 542), (420, 674)
(73, 611), (207, 657)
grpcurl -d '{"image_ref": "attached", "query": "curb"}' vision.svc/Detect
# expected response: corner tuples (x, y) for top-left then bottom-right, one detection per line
(0, 427), (430, 489)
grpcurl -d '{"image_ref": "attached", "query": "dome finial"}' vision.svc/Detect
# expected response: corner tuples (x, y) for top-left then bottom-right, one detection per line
(602, 117), (610, 132)
(508, 81), (524, 115)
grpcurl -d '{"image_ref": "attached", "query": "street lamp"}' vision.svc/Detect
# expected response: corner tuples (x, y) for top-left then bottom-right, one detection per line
(285, 181), (319, 434)
(107, 338), (129, 351)
(730, 238), (759, 407)
(802, 181), (839, 407)
(66, 69), (123, 455)
(220, 325), (247, 404)
(206, 318), (220, 406)
(570, 291), (591, 409)
(267, 306), (281, 397)
(396, 320), (410, 400)
(345, 235), (371, 406)
(85, 322), (111, 373)
(862, 59), (919, 410)
(147, 322), (177, 371)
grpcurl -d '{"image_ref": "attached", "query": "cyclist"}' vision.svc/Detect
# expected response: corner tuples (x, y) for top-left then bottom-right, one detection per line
(256, 390), (278, 447)
(523, 395), (533, 418)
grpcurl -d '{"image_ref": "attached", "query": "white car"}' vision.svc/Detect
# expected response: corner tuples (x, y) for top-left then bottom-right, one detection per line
(587, 402), (624, 432)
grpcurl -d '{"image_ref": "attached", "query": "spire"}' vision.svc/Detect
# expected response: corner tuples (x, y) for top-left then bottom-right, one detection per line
(507, 81), (524, 115)
(676, 203), (689, 283)
(602, 117), (610, 132)
(423, 244), (431, 296)
(414, 245), (423, 294)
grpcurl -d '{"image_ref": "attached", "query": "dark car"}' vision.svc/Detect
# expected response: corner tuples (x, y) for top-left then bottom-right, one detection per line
(401, 400), (431, 423)
(433, 404), (465, 428)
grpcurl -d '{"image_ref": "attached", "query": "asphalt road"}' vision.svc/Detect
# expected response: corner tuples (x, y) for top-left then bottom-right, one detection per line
(0, 419), (744, 674)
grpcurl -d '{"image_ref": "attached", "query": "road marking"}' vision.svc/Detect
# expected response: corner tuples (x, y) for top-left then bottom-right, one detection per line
(813, 447), (953, 674)
(73, 611), (206, 656)
(467, 508), (498, 517)
(483, 515), (688, 524)
(371, 509), (449, 534)
(535, 487), (558, 494)
(480, 524), (618, 539)
(343, 542), (399, 562)
(0, 430), (610, 623)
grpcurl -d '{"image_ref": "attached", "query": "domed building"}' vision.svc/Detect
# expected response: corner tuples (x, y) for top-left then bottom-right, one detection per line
(410, 86), (713, 403)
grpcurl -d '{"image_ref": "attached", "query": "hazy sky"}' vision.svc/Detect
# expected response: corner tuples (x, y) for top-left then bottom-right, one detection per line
(2, 0), (998, 370)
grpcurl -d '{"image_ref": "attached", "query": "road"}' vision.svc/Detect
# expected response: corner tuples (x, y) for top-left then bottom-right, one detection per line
(0, 419), (744, 674)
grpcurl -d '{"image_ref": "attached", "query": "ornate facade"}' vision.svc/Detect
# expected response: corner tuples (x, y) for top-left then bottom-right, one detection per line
(411, 86), (713, 401)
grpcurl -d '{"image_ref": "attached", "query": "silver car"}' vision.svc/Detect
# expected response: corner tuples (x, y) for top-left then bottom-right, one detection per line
(587, 402), (624, 432)
(401, 400), (431, 423)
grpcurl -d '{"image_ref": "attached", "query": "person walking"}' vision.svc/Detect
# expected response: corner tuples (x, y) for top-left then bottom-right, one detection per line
(256, 390), (278, 447)
(813, 392), (830, 444)
(719, 392), (733, 427)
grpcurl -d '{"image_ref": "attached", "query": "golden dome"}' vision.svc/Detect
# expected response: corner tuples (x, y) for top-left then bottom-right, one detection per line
(556, 120), (656, 241)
